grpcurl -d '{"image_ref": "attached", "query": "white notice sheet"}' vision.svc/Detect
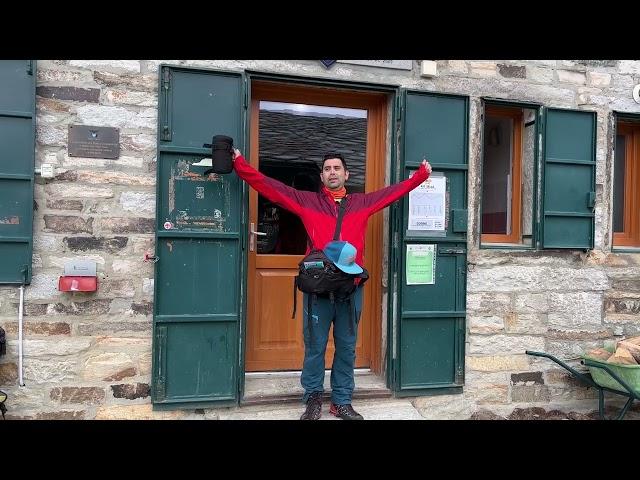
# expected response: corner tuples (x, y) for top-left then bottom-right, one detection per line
(408, 175), (446, 231)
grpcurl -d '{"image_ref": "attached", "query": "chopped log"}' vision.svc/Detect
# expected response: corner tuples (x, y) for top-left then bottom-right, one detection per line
(607, 347), (638, 365)
(586, 348), (613, 362)
(617, 340), (640, 363)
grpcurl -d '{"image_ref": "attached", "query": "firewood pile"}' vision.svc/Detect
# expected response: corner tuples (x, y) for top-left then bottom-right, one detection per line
(586, 336), (640, 365)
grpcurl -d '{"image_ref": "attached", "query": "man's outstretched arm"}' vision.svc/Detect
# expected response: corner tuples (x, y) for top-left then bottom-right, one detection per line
(232, 149), (306, 215)
(362, 159), (432, 215)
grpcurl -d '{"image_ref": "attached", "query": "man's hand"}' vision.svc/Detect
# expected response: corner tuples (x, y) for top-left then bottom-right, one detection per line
(233, 148), (242, 160)
(422, 159), (432, 175)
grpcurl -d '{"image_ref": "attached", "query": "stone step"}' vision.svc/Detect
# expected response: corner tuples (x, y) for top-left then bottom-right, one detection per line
(214, 397), (425, 420)
(243, 369), (391, 405)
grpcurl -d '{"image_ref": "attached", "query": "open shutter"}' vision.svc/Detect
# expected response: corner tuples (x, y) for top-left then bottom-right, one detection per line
(393, 90), (468, 395)
(152, 66), (246, 408)
(0, 60), (35, 285)
(542, 108), (596, 249)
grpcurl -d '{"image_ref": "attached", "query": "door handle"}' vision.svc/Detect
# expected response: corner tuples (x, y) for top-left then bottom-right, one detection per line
(249, 222), (267, 251)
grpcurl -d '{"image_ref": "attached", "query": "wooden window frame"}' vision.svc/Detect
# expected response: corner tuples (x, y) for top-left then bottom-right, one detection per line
(613, 122), (640, 247)
(481, 105), (523, 244)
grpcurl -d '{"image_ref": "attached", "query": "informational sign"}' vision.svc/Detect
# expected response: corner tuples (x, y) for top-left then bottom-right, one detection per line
(336, 60), (413, 70)
(406, 244), (436, 285)
(68, 125), (120, 159)
(408, 174), (446, 231)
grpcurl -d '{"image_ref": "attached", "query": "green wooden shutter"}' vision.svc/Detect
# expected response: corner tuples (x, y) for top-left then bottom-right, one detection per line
(393, 90), (468, 395)
(152, 66), (245, 409)
(542, 108), (596, 249)
(0, 60), (35, 285)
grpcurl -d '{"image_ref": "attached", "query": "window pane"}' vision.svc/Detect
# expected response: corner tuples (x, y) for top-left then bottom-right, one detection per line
(613, 134), (626, 233)
(482, 116), (513, 234)
(257, 101), (367, 254)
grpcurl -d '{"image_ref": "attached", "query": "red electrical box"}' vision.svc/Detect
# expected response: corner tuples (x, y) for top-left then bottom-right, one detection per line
(58, 276), (98, 292)
(58, 260), (98, 292)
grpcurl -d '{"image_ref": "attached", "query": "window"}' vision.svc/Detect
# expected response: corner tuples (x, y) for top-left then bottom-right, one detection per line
(480, 102), (596, 250)
(481, 104), (536, 246)
(613, 120), (640, 247)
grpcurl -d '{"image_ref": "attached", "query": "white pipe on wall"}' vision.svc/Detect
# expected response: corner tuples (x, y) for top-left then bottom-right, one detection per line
(18, 285), (25, 386)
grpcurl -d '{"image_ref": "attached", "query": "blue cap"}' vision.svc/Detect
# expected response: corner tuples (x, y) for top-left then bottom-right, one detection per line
(323, 241), (363, 274)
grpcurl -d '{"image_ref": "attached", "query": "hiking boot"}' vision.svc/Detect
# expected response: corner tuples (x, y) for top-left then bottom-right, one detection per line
(300, 392), (323, 420)
(330, 403), (364, 420)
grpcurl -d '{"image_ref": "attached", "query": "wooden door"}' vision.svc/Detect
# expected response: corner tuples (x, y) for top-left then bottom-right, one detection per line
(245, 81), (387, 372)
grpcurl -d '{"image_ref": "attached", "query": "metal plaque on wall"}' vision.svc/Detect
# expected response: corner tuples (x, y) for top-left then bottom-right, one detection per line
(336, 60), (413, 70)
(68, 125), (120, 159)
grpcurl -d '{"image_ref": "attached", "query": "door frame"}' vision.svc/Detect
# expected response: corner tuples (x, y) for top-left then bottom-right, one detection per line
(241, 72), (399, 390)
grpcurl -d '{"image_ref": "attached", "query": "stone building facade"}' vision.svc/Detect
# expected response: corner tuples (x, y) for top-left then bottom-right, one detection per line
(1, 59), (639, 419)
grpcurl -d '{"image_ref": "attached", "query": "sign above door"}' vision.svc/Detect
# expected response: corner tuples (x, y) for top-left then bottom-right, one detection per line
(337, 60), (413, 70)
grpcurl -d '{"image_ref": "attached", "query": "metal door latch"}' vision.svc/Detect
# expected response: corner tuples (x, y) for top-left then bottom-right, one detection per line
(144, 253), (159, 263)
(439, 248), (466, 255)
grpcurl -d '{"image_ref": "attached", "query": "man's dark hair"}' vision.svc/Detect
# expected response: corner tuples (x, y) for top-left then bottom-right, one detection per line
(322, 153), (348, 171)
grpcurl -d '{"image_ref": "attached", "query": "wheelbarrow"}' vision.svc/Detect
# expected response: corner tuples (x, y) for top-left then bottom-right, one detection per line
(526, 347), (640, 420)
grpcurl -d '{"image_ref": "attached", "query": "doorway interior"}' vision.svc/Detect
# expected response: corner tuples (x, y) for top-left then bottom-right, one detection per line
(243, 79), (391, 401)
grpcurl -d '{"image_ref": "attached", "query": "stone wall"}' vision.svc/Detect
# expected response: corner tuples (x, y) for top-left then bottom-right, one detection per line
(0, 60), (639, 419)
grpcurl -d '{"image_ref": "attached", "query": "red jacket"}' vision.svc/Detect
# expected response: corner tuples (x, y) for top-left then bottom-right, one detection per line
(234, 155), (429, 267)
